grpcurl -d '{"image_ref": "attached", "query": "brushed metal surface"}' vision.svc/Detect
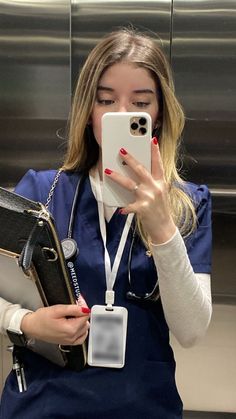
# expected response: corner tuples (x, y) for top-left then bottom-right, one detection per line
(171, 0), (236, 301)
(172, 0), (236, 190)
(71, 0), (172, 87)
(0, 0), (70, 187)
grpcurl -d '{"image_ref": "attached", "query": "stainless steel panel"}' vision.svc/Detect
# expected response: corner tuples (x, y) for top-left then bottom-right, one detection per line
(0, 0), (71, 187)
(71, 0), (172, 87)
(172, 0), (236, 190)
(172, 0), (236, 301)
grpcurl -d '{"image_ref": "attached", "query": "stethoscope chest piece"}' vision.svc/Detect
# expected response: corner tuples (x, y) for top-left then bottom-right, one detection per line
(61, 238), (78, 260)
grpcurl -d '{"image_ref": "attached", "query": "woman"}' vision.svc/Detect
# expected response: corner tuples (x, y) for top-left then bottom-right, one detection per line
(0, 28), (212, 418)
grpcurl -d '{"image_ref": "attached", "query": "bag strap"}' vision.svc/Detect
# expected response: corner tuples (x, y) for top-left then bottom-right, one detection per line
(19, 169), (84, 271)
(18, 169), (63, 272)
(18, 221), (44, 271)
(45, 168), (63, 210)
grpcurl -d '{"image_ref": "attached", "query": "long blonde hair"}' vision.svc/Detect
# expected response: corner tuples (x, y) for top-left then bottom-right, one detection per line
(63, 28), (196, 239)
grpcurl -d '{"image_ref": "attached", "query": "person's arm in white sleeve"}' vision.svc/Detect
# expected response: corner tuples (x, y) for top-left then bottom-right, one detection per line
(151, 228), (212, 348)
(0, 297), (32, 335)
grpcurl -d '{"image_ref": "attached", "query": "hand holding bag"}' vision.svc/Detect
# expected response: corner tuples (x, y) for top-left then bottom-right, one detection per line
(0, 186), (86, 371)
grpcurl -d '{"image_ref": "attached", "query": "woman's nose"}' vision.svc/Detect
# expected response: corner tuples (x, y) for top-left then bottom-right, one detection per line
(117, 105), (129, 113)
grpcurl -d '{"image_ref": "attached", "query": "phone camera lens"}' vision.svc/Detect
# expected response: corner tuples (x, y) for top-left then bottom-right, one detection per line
(131, 122), (139, 130)
(139, 117), (146, 126)
(139, 127), (147, 135)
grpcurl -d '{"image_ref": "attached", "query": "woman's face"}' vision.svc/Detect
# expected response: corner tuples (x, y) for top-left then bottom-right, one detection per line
(91, 62), (159, 147)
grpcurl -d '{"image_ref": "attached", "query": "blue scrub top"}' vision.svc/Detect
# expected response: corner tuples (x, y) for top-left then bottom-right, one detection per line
(0, 169), (212, 419)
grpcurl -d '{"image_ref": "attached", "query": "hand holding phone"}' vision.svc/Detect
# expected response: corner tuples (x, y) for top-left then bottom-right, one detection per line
(102, 112), (152, 207)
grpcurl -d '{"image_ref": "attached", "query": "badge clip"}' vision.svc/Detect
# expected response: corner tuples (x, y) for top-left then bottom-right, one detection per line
(105, 290), (115, 311)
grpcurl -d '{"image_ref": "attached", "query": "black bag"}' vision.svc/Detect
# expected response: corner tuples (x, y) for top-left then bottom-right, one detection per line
(0, 186), (86, 371)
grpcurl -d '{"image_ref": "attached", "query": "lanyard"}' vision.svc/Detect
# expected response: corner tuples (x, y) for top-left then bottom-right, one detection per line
(91, 170), (134, 307)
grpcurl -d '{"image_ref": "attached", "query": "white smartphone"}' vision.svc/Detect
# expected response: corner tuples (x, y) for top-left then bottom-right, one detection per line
(102, 112), (152, 207)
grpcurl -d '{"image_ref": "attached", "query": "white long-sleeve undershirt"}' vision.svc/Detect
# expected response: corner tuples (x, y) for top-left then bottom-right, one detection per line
(0, 299), (32, 335)
(150, 228), (212, 347)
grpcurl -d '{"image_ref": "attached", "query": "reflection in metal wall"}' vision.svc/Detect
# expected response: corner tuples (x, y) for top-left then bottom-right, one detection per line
(71, 0), (172, 88)
(171, 0), (236, 302)
(172, 0), (236, 190)
(0, 0), (70, 186)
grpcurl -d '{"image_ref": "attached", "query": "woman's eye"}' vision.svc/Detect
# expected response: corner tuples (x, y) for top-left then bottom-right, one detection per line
(134, 102), (150, 108)
(97, 99), (114, 105)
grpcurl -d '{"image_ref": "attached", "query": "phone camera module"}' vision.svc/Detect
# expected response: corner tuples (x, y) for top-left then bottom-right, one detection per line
(139, 127), (147, 135)
(131, 122), (139, 131)
(130, 116), (148, 136)
(139, 117), (146, 126)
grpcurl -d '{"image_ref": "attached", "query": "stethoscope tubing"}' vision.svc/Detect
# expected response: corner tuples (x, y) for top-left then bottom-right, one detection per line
(64, 171), (160, 303)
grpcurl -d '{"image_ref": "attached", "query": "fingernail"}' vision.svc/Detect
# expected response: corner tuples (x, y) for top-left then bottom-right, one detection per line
(120, 148), (127, 155)
(81, 307), (91, 314)
(118, 208), (125, 214)
(153, 136), (158, 145)
(104, 168), (112, 175)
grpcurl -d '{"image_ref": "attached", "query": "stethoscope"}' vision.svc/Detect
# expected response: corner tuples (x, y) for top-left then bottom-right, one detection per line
(59, 172), (160, 303)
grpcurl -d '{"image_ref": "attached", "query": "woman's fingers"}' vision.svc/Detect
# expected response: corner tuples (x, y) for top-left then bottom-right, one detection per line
(49, 304), (90, 345)
(151, 137), (164, 181)
(53, 304), (91, 318)
(103, 136), (174, 240)
(63, 319), (90, 345)
(69, 322), (90, 346)
(119, 147), (152, 185)
(104, 167), (138, 192)
(21, 304), (91, 345)
(104, 148), (150, 193)
(120, 137), (163, 181)
(104, 137), (163, 192)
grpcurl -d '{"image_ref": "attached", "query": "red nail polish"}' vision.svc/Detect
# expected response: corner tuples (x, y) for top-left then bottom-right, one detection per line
(120, 148), (127, 155)
(104, 168), (112, 175)
(81, 307), (91, 314)
(153, 136), (158, 145)
(118, 208), (124, 214)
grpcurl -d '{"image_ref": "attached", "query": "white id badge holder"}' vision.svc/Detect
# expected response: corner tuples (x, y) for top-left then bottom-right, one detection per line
(88, 305), (128, 368)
